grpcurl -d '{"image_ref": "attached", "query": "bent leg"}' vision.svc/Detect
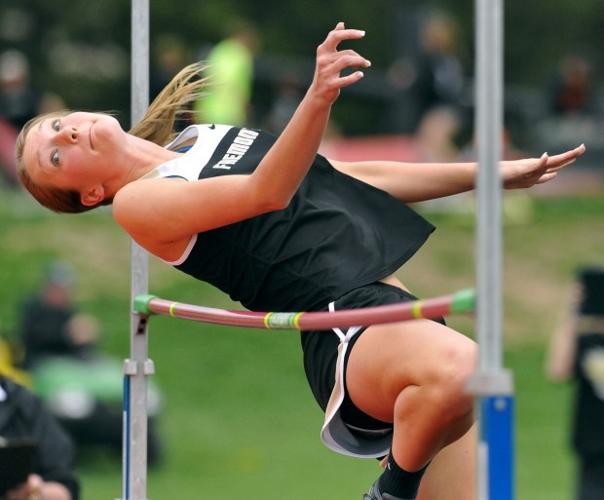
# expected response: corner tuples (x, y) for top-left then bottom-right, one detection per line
(417, 423), (477, 500)
(346, 318), (476, 472)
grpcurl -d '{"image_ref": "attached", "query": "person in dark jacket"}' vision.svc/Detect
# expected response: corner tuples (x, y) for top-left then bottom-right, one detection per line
(547, 267), (604, 500)
(0, 376), (80, 500)
(18, 262), (99, 369)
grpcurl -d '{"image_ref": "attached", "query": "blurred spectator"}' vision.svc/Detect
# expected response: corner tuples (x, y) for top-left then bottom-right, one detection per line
(151, 35), (193, 132)
(0, 50), (37, 188)
(37, 92), (67, 116)
(383, 56), (420, 133)
(415, 106), (461, 162)
(0, 375), (80, 500)
(0, 51), (66, 189)
(389, 11), (465, 135)
(16, 262), (164, 466)
(0, 329), (29, 388)
(264, 72), (303, 134)
(548, 53), (595, 117)
(546, 266), (604, 500)
(414, 12), (464, 111)
(0, 117), (18, 187)
(151, 34), (190, 100)
(0, 50), (40, 131)
(18, 262), (100, 369)
(194, 19), (258, 126)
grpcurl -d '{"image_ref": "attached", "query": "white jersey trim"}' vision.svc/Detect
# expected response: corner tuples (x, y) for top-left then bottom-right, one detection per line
(158, 124), (232, 181)
(159, 233), (199, 265)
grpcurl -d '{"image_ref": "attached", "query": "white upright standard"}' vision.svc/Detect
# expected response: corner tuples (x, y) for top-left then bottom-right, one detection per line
(468, 0), (515, 499)
(122, 1), (152, 499)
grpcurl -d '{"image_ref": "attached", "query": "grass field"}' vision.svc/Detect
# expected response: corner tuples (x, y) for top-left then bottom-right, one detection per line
(1, 188), (603, 499)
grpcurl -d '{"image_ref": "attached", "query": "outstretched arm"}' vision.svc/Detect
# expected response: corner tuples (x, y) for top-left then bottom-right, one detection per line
(114, 22), (370, 251)
(330, 144), (586, 203)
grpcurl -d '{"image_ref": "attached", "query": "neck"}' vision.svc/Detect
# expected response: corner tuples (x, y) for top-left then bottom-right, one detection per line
(104, 134), (180, 197)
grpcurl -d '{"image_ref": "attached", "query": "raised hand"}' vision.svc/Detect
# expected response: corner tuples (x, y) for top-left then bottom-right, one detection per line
(309, 22), (371, 106)
(501, 144), (586, 189)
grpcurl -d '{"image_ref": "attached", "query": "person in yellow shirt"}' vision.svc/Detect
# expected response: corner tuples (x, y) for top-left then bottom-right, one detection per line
(195, 20), (257, 126)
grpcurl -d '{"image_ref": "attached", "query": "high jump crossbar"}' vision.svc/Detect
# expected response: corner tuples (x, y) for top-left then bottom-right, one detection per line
(134, 289), (476, 330)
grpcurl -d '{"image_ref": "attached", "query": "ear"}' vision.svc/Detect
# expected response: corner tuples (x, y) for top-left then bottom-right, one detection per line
(80, 185), (105, 207)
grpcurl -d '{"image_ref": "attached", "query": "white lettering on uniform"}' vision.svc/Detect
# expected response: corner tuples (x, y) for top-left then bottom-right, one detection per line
(228, 145), (248, 155)
(234, 136), (253, 146)
(213, 129), (259, 170)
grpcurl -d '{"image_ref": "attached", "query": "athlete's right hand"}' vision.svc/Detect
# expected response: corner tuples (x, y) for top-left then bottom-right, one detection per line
(308, 22), (371, 106)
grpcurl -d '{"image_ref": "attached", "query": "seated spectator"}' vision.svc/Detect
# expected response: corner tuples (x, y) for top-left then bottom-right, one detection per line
(0, 375), (80, 500)
(18, 262), (100, 369)
(548, 53), (595, 117)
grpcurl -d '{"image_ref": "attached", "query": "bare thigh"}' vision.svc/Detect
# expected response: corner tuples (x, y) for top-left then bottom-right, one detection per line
(346, 318), (476, 423)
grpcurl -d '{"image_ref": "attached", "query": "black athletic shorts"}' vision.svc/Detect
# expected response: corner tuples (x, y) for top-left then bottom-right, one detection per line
(300, 282), (446, 433)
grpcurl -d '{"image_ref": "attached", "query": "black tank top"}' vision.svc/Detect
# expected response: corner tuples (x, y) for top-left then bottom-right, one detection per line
(156, 124), (435, 312)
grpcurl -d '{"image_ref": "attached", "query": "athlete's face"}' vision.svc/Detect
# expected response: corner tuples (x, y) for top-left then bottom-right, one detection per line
(22, 112), (128, 194)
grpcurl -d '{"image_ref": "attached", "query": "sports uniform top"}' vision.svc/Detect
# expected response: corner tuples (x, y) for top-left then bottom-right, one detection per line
(153, 124), (435, 313)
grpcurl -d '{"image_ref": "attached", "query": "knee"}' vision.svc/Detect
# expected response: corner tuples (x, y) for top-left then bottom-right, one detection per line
(420, 340), (477, 419)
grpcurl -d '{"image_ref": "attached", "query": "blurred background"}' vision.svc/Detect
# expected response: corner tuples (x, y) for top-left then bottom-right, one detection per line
(0, 0), (603, 499)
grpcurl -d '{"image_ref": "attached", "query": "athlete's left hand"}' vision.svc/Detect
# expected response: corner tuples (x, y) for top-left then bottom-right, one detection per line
(500, 143), (586, 189)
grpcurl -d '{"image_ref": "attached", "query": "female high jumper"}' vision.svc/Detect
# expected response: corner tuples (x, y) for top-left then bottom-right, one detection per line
(16, 22), (584, 499)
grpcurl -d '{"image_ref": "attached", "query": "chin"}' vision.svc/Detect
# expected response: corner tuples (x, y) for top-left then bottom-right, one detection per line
(96, 113), (123, 130)
(93, 115), (127, 146)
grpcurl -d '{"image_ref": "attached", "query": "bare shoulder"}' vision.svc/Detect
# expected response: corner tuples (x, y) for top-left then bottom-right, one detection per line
(112, 178), (191, 259)
(112, 180), (148, 231)
(112, 178), (184, 235)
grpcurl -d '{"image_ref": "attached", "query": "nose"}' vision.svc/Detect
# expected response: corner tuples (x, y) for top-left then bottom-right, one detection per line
(56, 126), (78, 144)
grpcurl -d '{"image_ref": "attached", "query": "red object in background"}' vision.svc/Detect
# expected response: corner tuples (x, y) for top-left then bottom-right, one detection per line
(320, 134), (422, 162)
(0, 118), (18, 183)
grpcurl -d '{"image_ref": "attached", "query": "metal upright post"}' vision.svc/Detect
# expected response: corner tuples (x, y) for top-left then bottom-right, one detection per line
(122, 1), (152, 499)
(468, 0), (515, 499)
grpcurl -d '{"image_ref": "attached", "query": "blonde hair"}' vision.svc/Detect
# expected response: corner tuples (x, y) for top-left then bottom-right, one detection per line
(16, 63), (208, 213)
